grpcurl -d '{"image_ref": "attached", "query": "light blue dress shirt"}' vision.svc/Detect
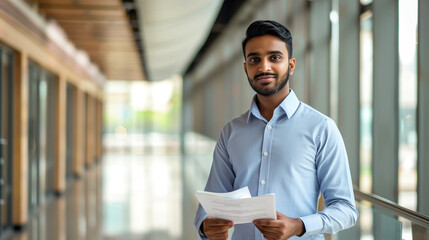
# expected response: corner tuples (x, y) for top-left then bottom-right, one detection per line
(194, 90), (358, 240)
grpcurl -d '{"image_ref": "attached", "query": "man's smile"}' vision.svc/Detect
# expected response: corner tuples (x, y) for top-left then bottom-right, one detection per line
(254, 73), (277, 83)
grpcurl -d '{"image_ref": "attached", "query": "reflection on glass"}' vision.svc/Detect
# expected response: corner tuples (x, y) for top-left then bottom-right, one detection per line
(359, 13), (374, 240)
(39, 77), (47, 204)
(359, 203), (374, 240)
(359, 12), (373, 194)
(398, 0), (418, 211)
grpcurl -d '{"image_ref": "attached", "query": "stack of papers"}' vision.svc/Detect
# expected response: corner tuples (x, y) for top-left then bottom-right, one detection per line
(195, 187), (276, 224)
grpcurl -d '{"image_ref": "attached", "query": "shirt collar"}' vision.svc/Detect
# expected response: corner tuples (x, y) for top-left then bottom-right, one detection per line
(247, 89), (300, 123)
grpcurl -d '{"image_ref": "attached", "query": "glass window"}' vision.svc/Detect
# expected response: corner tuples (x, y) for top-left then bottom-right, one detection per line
(359, 11), (373, 194)
(66, 83), (76, 180)
(398, 0), (418, 211)
(28, 62), (40, 212)
(0, 44), (14, 231)
(28, 62), (57, 212)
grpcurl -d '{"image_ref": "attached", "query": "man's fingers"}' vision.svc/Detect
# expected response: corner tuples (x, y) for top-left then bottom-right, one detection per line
(256, 228), (279, 240)
(255, 224), (280, 235)
(206, 225), (232, 233)
(204, 226), (231, 240)
(206, 217), (234, 226)
(206, 230), (229, 239)
(256, 225), (282, 240)
(254, 219), (279, 227)
(203, 217), (234, 240)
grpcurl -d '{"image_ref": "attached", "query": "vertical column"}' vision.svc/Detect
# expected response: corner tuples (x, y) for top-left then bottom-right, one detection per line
(73, 88), (84, 177)
(291, 0), (310, 102)
(337, 0), (360, 185)
(54, 75), (66, 194)
(372, 0), (399, 202)
(96, 99), (102, 161)
(336, 0), (362, 238)
(86, 96), (94, 166)
(99, 100), (103, 160)
(417, 0), (429, 215)
(12, 52), (28, 226)
(309, 0), (331, 115)
(372, 0), (401, 237)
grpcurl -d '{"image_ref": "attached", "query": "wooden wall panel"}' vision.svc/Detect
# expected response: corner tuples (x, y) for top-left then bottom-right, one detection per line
(54, 75), (66, 194)
(85, 96), (94, 166)
(12, 52), (28, 226)
(96, 100), (103, 161)
(73, 88), (84, 177)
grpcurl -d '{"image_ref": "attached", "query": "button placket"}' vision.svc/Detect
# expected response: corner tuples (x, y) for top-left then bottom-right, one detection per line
(258, 122), (275, 196)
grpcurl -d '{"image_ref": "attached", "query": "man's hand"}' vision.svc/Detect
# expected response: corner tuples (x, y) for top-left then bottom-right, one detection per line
(202, 217), (234, 240)
(253, 212), (305, 240)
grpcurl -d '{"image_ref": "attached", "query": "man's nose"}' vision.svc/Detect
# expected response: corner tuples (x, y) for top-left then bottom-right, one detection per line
(259, 59), (271, 72)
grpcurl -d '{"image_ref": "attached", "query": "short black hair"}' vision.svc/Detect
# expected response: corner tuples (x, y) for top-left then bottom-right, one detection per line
(242, 20), (293, 59)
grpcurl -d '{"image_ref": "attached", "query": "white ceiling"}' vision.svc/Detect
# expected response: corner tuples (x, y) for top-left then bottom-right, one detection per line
(136, 0), (224, 81)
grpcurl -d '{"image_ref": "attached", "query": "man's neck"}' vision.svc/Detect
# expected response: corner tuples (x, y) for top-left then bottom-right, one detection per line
(256, 87), (290, 122)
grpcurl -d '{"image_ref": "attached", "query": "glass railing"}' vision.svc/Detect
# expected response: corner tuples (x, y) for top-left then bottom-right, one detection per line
(333, 189), (429, 240)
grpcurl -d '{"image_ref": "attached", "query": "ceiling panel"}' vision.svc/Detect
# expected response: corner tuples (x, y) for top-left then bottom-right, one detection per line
(137, 0), (223, 81)
(28, 0), (145, 81)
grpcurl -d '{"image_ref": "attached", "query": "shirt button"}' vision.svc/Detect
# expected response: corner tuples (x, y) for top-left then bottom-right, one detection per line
(261, 180), (266, 185)
(267, 125), (272, 130)
(263, 152), (268, 156)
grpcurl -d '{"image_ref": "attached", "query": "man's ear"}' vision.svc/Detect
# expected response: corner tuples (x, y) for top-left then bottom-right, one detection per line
(289, 58), (296, 75)
(243, 62), (247, 75)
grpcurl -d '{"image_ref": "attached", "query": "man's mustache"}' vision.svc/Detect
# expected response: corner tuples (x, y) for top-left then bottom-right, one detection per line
(254, 72), (278, 79)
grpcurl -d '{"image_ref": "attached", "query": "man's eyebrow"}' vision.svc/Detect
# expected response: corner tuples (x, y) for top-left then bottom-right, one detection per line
(267, 50), (284, 55)
(246, 50), (284, 58)
(246, 52), (260, 58)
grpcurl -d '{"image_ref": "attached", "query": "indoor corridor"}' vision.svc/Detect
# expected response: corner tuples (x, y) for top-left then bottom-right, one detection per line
(1, 0), (429, 239)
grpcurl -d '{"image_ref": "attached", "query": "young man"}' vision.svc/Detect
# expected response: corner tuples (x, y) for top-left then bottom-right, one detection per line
(194, 20), (358, 240)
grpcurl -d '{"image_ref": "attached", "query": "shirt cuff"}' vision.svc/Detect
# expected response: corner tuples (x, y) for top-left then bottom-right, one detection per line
(195, 215), (209, 239)
(299, 214), (324, 237)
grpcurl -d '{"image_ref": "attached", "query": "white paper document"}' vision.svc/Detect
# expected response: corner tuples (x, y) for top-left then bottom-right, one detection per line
(195, 187), (276, 224)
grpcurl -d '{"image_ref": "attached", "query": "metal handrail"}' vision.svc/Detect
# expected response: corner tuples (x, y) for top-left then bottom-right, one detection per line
(354, 188), (429, 228)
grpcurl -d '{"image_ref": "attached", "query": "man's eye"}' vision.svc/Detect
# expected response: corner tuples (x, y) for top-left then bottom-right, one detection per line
(271, 55), (281, 61)
(249, 58), (260, 63)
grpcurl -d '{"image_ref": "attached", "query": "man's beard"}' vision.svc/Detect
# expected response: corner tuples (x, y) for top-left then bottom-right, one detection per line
(247, 69), (290, 96)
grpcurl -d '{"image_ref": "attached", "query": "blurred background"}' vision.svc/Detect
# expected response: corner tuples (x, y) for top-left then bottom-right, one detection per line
(0, 0), (428, 239)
